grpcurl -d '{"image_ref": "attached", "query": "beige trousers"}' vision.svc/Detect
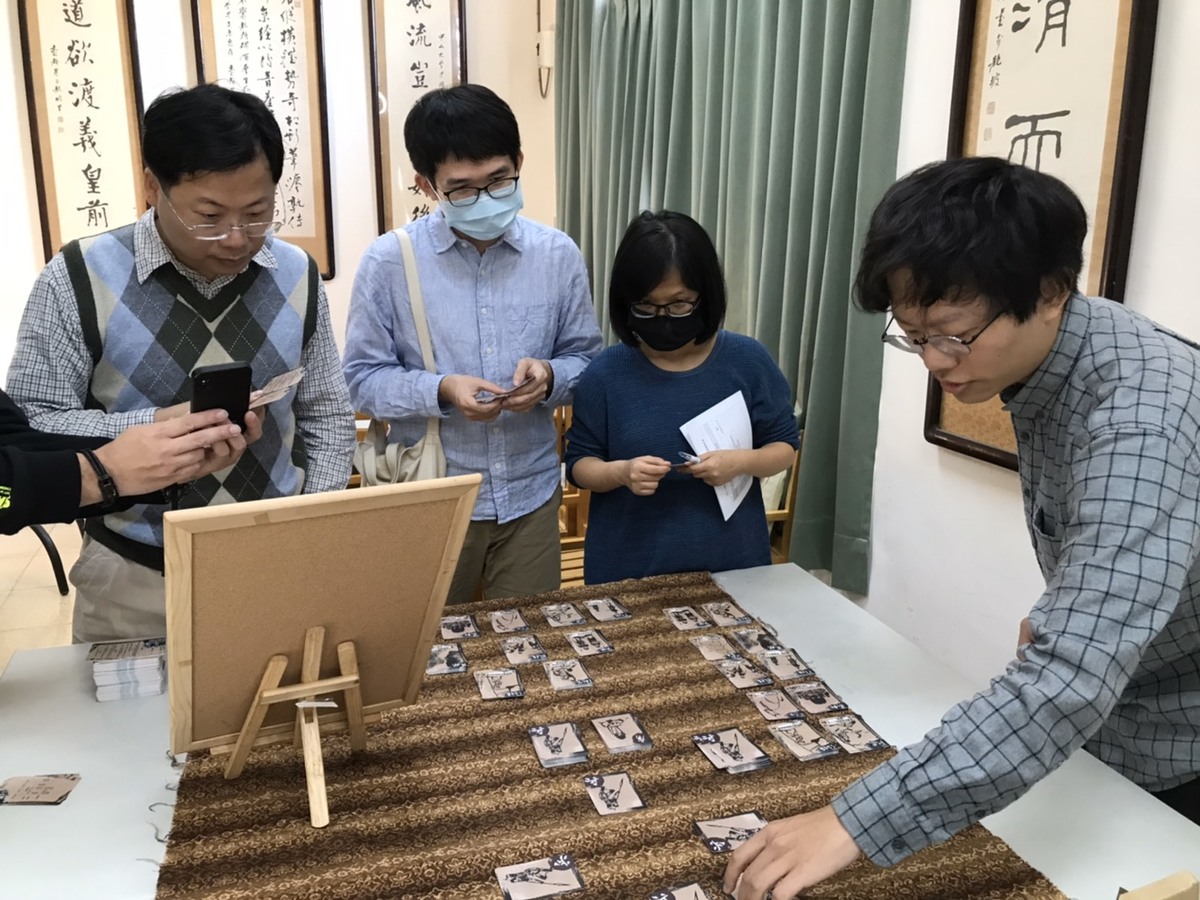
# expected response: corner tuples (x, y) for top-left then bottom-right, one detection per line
(70, 536), (166, 643)
(445, 486), (562, 606)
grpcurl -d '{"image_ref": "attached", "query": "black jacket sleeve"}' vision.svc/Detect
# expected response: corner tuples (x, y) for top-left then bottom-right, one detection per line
(0, 390), (162, 534)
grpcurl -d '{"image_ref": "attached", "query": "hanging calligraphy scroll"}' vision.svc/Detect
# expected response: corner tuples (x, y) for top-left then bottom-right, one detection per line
(368, 0), (466, 233)
(191, 0), (335, 277)
(924, 0), (1158, 470)
(18, 0), (145, 262)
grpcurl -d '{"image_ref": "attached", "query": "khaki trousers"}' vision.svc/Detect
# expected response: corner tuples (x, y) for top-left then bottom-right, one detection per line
(70, 536), (166, 643)
(445, 486), (562, 606)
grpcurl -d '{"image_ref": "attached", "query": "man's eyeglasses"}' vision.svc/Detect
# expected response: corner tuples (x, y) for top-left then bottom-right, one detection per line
(162, 196), (282, 241)
(629, 298), (699, 319)
(439, 176), (520, 208)
(881, 306), (1008, 357)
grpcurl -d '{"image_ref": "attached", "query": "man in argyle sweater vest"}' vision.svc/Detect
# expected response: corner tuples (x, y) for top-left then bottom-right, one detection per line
(7, 84), (354, 642)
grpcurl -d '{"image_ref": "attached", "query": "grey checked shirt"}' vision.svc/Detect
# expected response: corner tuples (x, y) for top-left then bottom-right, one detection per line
(6, 210), (354, 495)
(834, 294), (1200, 866)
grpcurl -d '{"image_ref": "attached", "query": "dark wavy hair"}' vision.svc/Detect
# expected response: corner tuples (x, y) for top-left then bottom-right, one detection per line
(143, 84), (283, 187)
(608, 210), (727, 347)
(854, 156), (1087, 322)
(404, 84), (521, 183)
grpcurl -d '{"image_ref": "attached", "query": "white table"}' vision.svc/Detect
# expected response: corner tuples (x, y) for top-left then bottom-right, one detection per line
(1, 563), (1197, 899)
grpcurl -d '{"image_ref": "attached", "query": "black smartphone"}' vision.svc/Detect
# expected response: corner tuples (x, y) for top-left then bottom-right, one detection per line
(190, 362), (252, 431)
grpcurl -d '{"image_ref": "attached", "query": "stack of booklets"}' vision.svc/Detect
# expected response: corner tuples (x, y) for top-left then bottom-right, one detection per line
(86, 637), (166, 702)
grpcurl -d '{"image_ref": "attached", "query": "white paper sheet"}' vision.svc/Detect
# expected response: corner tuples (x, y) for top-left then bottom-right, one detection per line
(679, 390), (754, 521)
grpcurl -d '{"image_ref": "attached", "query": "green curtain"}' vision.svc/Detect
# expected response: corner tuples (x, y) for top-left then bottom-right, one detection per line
(556, 0), (909, 595)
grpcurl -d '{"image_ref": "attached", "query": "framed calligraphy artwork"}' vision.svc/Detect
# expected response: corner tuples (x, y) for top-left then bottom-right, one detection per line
(191, 0), (336, 277)
(925, 0), (1158, 470)
(368, 0), (466, 233)
(18, 0), (145, 262)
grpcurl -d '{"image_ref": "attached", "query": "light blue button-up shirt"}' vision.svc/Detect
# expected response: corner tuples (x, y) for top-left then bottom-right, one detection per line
(344, 211), (602, 522)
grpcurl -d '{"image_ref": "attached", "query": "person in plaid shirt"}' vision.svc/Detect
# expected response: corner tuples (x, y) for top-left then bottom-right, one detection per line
(726, 157), (1200, 899)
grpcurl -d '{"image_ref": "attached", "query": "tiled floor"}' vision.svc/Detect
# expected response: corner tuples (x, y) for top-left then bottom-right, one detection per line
(0, 523), (80, 674)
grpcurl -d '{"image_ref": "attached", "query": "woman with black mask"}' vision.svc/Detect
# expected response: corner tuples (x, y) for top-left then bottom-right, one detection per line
(564, 210), (799, 584)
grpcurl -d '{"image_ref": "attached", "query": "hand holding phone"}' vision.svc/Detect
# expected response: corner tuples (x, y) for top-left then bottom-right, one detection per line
(191, 362), (252, 431)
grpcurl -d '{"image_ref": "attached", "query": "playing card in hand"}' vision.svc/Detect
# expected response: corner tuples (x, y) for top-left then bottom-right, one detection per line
(249, 366), (305, 408)
(692, 811), (768, 853)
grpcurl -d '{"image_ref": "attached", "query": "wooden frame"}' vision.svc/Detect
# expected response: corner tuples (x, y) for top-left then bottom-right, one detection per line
(190, 0), (336, 277)
(368, 0), (467, 233)
(18, 0), (145, 261)
(163, 475), (480, 755)
(925, 0), (1158, 470)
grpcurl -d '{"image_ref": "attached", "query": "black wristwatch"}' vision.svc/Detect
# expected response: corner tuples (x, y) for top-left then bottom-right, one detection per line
(80, 448), (120, 509)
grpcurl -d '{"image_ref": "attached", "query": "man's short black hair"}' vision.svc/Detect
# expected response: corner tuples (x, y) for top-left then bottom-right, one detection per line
(403, 84), (521, 183)
(854, 156), (1087, 322)
(608, 210), (727, 347)
(142, 84), (283, 188)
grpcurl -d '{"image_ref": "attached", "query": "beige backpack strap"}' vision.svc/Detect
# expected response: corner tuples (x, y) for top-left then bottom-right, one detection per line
(393, 228), (440, 441)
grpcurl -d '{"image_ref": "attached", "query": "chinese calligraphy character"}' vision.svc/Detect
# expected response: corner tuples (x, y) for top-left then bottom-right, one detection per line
(62, 0), (91, 28)
(65, 39), (92, 66)
(411, 204), (431, 220)
(408, 23), (432, 47)
(1005, 109), (1070, 170)
(1036, 0), (1070, 53)
(81, 163), (102, 194)
(72, 117), (100, 156)
(77, 198), (109, 228)
(406, 0), (432, 10)
(411, 61), (429, 89)
(69, 78), (98, 110)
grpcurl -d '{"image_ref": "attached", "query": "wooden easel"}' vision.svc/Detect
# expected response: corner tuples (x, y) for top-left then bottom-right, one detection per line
(221, 626), (367, 827)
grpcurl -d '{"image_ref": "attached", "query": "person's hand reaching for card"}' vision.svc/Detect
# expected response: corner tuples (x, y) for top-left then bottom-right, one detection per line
(623, 456), (672, 495)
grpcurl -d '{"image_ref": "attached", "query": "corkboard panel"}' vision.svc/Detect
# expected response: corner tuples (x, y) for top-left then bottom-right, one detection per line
(164, 476), (481, 754)
(939, 394), (1018, 456)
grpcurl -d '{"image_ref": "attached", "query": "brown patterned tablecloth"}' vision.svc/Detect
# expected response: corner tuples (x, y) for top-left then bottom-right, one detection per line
(158, 572), (1065, 900)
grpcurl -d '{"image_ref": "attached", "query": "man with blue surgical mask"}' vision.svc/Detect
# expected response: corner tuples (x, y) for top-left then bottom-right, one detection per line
(345, 84), (602, 604)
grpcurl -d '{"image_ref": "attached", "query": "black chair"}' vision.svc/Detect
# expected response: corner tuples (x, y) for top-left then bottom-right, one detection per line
(29, 525), (69, 596)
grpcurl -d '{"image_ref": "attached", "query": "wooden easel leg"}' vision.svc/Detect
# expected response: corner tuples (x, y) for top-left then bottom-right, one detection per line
(337, 641), (367, 752)
(299, 705), (329, 827)
(294, 626), (326, 748)
(224, 655), (289, 780)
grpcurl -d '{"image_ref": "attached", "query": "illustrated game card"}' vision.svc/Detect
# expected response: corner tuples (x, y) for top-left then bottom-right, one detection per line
(648, 885), (714, 900)
(249, 366), (305, 408)
(501, 635), (549, 665)
(711, 655), (773, 689)
(663, 606), (712, 630)
(591, 713), (652, 752)
(689, 634), (738, 661)
(758, 649), (815, 681)
(700, 601), (752, 627)
(730, 627), (786, 656)
(489, 609), (532, 634)
(494, 853), (585, 899)
(745, 689), (804, 721)
(527, 722), (588, 768)
(425, 642), (468, 675)
(567, 629), (614, 656)
(692, 811), (768, 853)
(584, 597), (632, 621)
(582, 772), (646, 815)
(768, 720), (841, 762)
(541, 602), (588, 627)
(821, 714), (890, 754)
(784, 680), (849, 715)
(440, 614), (481, 640)
(474, 668), (526, 700)
(691, 728), (772, 774)
(543, 659), (594, 691)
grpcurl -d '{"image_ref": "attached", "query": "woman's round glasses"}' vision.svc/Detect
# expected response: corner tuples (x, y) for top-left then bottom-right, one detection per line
(440, 176), (520, 208)
(629, 298), (700, 319)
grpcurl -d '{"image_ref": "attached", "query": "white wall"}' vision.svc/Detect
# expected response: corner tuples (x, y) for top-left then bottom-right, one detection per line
(0, 0), (557, 377)
(867, 0), (1200, 688)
